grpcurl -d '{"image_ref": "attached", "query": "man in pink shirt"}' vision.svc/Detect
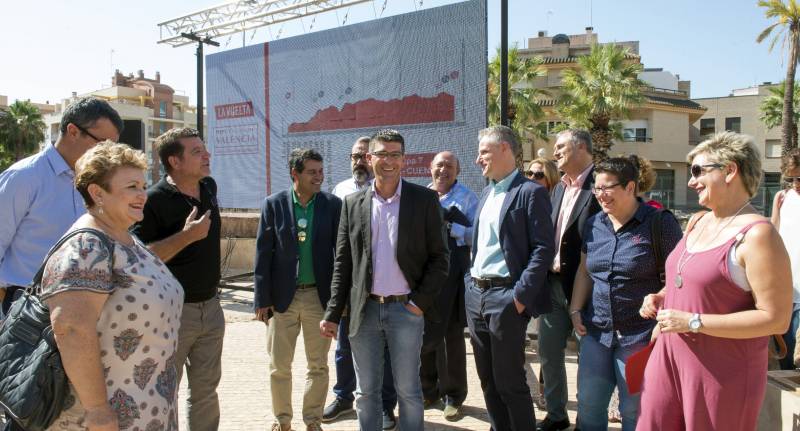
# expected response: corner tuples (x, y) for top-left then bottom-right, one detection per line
(537, 129), (600, 431)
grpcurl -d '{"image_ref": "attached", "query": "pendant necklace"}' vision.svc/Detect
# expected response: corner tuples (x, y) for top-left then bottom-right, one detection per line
(674, 201), (750, 288)
(296, 203), (309, 243)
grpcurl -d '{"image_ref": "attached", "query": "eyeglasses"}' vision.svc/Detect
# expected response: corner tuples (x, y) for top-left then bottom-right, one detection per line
(526, 170), (545, 180)
(370, 151), (404, 160)
(690, 163), (724, 179)
(72, 123), (103, 143)
(785, 176), (800, 184)
(592, 183), (622, 196)
(350, 153), (367, 162)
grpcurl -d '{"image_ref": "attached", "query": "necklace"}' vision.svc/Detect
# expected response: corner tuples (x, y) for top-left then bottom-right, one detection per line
(674, 201), (750, 288)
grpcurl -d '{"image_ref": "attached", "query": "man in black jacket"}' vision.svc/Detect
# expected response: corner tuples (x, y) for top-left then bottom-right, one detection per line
(537, 129), (600, 431)
(320, 129), (449, 431)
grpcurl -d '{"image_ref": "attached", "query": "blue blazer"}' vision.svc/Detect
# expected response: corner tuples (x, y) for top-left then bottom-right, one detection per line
(253, 190), (342, 312)
(470, 172), (556, 317)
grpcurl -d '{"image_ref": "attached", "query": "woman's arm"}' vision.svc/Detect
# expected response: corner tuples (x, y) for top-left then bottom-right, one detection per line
(569, 252), (592, 336)
(658, 223), (792, 338)
(47, 291), (118, 431)
(771, 190), (785, 229)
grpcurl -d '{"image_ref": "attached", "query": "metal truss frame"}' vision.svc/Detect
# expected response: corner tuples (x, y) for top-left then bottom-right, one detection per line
(158, 0), (372, 47)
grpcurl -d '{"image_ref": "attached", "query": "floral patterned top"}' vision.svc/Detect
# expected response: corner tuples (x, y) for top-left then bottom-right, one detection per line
(41, 230), (184, 431)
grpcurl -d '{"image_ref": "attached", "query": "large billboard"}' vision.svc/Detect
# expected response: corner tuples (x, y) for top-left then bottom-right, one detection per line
(207, 0), (487, 209)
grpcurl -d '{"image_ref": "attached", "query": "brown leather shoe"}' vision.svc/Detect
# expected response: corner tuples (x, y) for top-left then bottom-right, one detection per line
(270, 422), (291, 431)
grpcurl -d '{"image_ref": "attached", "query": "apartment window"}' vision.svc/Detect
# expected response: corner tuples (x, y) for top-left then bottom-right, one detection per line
(724, 117), (741, 133)
(623, 128), (648, 142)
(159, 122), (168, 135)
(699, 118), (715, 137)
(766, 139), (782, 158)
(159, 101), (167, 118)
(648, 169), (675, 208)
(547, 121), (567, 135)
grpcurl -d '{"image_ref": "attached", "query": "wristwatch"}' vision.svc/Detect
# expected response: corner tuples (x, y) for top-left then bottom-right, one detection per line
(688, 313), (703, 333)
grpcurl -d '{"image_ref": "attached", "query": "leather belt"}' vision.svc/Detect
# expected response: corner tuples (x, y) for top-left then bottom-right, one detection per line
(296, 283), (316, 290)
(471, 277), (513, 290)
(368, 294), (409, 304)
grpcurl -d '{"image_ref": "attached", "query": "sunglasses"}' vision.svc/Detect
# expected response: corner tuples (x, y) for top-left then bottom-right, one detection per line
(72, 123), (103, 143)
(526, 170), (545, 180)
(785, 176), (800, 184)
(690, 163), (724, 179)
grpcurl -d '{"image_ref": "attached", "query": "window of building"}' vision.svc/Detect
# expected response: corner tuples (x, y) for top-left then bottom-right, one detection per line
(756, 172), (782, 216)
(648, 169), (675, 208)
(546, 121), (567, 135)
(159, 122), (168, 135)
(623, 128), (648, 142)
(766, 139), (782, 158)
(724, 117), (741, 133)
(699, 118), (715, 137)
(159, 101), (167, 118)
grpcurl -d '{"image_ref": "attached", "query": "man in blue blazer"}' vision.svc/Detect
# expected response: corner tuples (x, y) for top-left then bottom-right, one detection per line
(467, 125), (555, 431)
(254, 148), (342, 431)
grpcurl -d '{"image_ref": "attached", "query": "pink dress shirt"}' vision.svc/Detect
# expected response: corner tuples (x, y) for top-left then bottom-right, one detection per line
(370, 180), (411, 296)
(552, 163), (593, 272)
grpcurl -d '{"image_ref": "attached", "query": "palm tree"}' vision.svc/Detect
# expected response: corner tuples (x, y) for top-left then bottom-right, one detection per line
(759, 83), (800, 148)
(757, 0), (800, 155)
(0, 101), (46, 162)
(556, 43), (645, 162)
(487, 45), (549, 168)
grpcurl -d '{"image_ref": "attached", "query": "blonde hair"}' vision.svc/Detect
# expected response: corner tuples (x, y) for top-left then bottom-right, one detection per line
(527, 158), (560, 192)
(75, 141), (148, 208)
(627, 154), (656, 194)
(687, 131), (762, 198)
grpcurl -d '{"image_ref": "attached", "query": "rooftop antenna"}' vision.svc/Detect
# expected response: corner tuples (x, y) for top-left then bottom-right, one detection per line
(589, 0), (593, 27)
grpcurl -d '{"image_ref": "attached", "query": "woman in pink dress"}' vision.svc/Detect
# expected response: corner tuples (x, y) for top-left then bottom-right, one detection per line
(636, 131), (793, 431)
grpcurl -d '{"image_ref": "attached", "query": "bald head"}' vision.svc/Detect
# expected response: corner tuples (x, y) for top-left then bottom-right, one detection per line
(430, 151), (460, 195)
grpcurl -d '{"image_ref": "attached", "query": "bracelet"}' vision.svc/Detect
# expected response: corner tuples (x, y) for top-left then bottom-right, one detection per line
(569, 310), (581, 316)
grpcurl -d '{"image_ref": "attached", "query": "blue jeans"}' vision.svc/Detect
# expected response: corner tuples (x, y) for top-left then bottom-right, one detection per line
(350, 300), (424, 431)
(780, 307), (800, 370)
(577, 333), (645, 431)
(333, 314), (397, 410)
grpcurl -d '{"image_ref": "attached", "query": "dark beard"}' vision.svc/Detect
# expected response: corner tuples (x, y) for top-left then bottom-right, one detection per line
(353, 166), (369, 183)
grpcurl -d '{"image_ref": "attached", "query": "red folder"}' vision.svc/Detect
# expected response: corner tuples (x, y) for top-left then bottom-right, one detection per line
(625, 341), (655, 394)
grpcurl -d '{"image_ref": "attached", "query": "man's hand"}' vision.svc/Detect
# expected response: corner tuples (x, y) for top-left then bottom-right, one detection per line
(404, 302), (423, 316)
(84, 404), (119, 431)
(320, 320), (338, 339)
(255, 307), (273, 325)
(513, 297), (525, 315)
(182, 206), (211, 243)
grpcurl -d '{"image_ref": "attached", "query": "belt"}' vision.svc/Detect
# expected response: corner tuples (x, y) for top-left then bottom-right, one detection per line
(471, 276), (513, 290)
(296, 283), (316, 290)
(368, 294), (409, 304)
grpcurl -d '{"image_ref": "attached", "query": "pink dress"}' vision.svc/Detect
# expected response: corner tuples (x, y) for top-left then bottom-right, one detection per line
(637, 221), (770, 431)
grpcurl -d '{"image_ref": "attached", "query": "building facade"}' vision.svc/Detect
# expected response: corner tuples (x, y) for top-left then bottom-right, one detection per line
(42, 70), (204, 184)
(519, 28), (707, 209)
(692, 84), (784, 214)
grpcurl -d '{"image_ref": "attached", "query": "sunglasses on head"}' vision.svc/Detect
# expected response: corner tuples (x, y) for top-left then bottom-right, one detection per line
(526, 170), (545, 180)
(690, 163), (725, 179)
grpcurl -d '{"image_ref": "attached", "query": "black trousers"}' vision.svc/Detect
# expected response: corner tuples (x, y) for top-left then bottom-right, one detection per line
(465, 278), (534, 431)
(419, 281), (467, 405)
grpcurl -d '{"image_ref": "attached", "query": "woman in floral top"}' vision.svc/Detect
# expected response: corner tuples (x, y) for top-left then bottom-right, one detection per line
(41, 142), (184, 431)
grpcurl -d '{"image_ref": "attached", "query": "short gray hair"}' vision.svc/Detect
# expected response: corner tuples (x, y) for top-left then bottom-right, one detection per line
(557, 128), (593, 153)
(687, 131), (762, 198)
(479, 125), (520, 155)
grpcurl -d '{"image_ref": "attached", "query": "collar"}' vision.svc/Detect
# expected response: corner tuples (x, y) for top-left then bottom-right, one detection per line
(600, 200), (651, 229)
(491, 169), (518, 192)
(160, 175), (205, 197)
(292, 188), (316, 207)
(561, 163), (594, 188)
(44, 144), (72, 176)
(428, 180), (460, 199)
(372, 178), (403, 203)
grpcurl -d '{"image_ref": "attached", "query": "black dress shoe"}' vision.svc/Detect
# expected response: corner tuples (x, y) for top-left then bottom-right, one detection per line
(382, 409), (397, 430)
(321, 397), (353, 423)
(536, 416), (570, 431)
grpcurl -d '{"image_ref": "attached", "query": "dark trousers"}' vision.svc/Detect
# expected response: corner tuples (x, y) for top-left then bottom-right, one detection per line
(465, 278), (534, 431)
(333, 314), (397, 410)
(420, 271), (468, 406)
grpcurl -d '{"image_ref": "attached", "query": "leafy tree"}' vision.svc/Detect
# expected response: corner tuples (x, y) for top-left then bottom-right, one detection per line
(759, 82), (800, 148)
(0, 101), (45, 167)
(556, 43), (645, 162)
(487, 45), (549, 168)
(757, 0), (800, 155)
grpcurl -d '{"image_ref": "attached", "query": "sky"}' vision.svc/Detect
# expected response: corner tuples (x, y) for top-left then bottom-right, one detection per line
(0, 0), (788, 106)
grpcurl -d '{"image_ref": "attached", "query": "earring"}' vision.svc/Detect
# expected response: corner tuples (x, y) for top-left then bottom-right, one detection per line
(97, 202), (104, 215)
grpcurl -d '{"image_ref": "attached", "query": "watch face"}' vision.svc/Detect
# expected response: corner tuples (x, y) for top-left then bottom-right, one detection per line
(689, 318), (700, 331)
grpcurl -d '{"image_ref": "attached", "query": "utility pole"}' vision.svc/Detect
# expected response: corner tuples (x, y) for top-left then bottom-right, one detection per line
(500, 0), (509, 126)
(181, 32), (220, 140)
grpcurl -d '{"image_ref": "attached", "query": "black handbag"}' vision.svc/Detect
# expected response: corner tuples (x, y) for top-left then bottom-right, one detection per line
(0, 228), (113, 431)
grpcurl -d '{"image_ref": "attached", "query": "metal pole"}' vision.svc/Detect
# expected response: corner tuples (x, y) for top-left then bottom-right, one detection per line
(500, 0), (509, 126)
(197, 41), (204, 139)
